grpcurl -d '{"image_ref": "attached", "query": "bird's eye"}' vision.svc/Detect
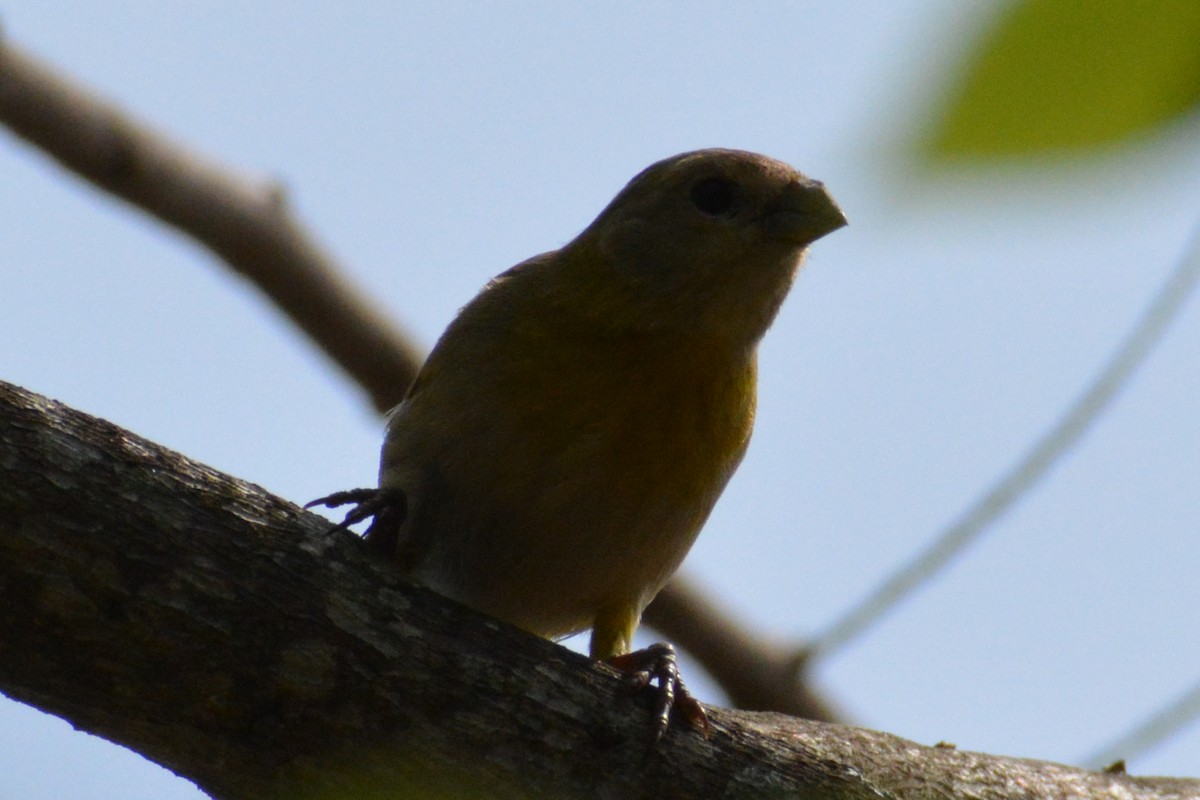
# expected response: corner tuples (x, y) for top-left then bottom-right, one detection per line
(690, 177), (737, 216)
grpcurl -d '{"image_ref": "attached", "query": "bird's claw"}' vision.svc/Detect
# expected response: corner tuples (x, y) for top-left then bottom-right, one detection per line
(304, 487), (407, 552)
(608, 642), (708, 745)
(306, 488), (379, 526)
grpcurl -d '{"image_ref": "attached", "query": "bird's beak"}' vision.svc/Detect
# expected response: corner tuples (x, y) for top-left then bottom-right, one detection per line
(762, 178), (847, 246)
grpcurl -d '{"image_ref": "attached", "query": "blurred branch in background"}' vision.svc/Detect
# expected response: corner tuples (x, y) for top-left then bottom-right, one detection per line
(641, 575), (843, 721)
(806, 222), (1200, 661)
(910, 0), (1200, 762)
(1084, 676), (1200, 770)
(0, 38), (422, 414)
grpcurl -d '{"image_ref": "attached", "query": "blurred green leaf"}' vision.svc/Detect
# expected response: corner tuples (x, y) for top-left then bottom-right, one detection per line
(927, 0), (1200, 158)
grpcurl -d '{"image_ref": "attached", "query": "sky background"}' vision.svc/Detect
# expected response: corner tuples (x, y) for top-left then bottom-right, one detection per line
(2, 2), (1198, 797)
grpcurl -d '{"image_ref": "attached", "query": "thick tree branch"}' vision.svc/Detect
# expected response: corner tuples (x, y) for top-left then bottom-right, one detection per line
(1, 380), (1193, 799)
(0, 32), (834, 722)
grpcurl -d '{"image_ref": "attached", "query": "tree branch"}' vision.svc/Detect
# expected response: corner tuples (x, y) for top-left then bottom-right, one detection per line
(0, 38), (422, 413)
(1, 380), (1192, 799)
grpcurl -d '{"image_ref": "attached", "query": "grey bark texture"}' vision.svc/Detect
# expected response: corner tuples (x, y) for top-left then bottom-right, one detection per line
(0, 380), (1195, 800)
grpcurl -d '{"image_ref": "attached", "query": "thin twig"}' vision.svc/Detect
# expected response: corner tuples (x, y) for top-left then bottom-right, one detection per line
(808, 223), (1200, 661)
(1082, 674), (1200, 770)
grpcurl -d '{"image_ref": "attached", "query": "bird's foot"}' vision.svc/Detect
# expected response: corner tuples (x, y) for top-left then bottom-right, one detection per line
(304, 487), (406, 552)
(607, 642), (708, 745)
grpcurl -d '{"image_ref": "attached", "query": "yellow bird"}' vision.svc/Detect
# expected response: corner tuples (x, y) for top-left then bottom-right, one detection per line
(310, 149), (845, 736)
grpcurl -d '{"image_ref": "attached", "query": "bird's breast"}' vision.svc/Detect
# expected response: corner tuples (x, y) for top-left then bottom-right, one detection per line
(397, 331), (757, 639)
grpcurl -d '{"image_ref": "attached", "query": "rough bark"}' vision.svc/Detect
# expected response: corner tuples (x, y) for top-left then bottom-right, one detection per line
(0, 380), (1194, 800)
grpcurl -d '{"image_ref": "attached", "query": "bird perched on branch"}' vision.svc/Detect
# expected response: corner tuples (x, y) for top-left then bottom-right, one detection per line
(310, 148), (845, 740)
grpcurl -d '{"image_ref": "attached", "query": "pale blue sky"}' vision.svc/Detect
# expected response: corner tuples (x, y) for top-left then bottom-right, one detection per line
(2, 3), (1198, 797)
